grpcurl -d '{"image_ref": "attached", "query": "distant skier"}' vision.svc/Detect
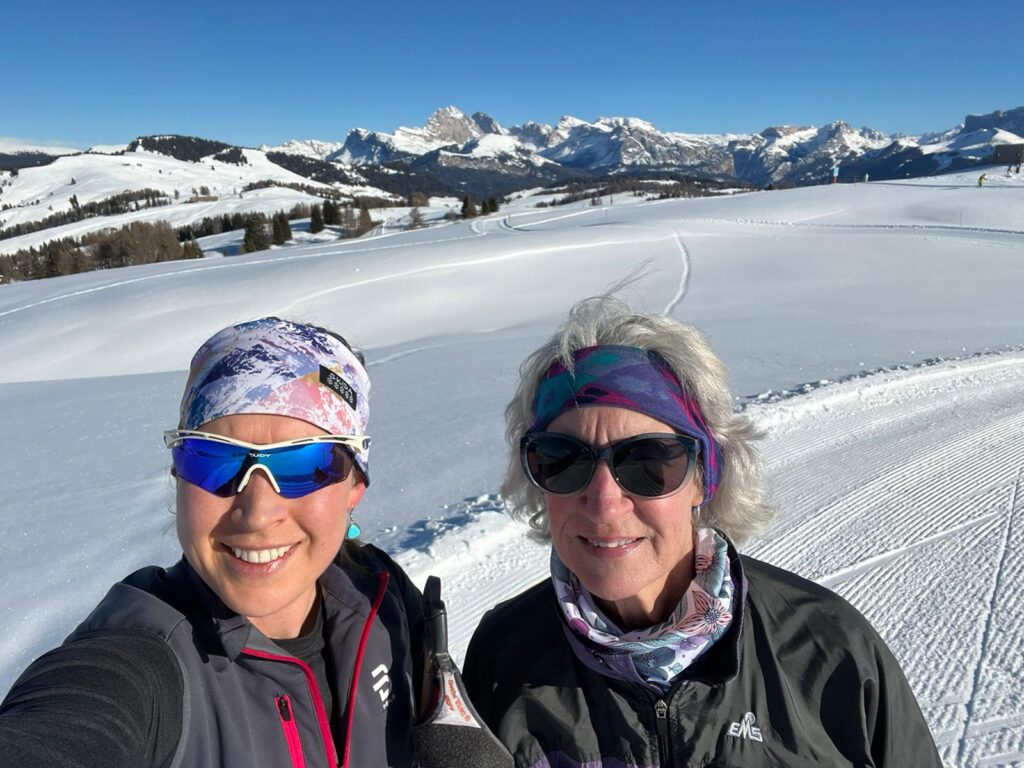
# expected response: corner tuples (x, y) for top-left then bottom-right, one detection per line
(978, 173), (987, 187)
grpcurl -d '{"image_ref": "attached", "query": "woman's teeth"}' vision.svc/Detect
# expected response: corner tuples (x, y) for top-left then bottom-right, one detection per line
(586, 538), (636, 548)
(231, 546), (290, 564)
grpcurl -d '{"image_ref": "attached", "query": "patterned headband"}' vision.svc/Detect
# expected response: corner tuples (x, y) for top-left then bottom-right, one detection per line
(180, 317), (372, 482)
(529, 345), (720, 504)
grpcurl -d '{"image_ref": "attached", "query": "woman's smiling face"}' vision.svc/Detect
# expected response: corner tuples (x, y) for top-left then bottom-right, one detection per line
(544, 406), (703, 630)
(176, 413), (364, 639)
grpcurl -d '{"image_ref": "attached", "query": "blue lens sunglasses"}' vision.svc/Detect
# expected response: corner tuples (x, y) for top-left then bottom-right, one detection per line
(164, 429), (371, 499)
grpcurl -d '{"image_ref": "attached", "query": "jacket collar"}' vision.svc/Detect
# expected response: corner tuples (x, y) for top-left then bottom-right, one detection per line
(169, 550), (383, 661)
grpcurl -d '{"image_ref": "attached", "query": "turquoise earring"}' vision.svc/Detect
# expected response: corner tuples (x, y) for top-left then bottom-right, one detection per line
(346, 509), (361, 540)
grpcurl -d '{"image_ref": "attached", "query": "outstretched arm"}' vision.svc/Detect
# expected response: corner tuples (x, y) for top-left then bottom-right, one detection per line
(0, 632), (182, 768)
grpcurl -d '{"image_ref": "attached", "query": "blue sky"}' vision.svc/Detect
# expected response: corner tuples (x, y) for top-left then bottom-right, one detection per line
(5, 0), (1023, 148)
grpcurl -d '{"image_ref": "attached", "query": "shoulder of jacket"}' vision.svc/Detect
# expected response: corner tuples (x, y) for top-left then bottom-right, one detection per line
(470, 580), (559, 657)
(71, 565), (193, 645)
(742, 556), (884, 648)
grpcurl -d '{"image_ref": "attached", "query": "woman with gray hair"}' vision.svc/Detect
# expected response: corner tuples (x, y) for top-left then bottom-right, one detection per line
(463, 296), (941, 767)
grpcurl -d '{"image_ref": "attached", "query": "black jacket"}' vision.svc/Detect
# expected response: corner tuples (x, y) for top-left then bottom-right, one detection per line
(463, 544), (942, 768)
(0, 544), (424, 768)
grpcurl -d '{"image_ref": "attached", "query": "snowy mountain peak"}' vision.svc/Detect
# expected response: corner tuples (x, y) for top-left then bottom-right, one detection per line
(423, 106), (483, 145)
(470, 112), (506, 136)
(555, 115), (587, 129)
(596, 116), (659, 133)
(759, 125), (810, 140)
(261, 139), (344, 161)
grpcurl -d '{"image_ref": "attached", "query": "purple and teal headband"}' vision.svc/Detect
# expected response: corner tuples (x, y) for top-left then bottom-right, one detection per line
(180, 317), (372, 482)
(529, 345), (721, 504)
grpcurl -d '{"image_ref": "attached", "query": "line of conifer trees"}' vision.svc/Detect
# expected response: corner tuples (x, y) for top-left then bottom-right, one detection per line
(1, 196), (409, 284)
(0, 189), (170, 241)
(0, 220), (202, 283)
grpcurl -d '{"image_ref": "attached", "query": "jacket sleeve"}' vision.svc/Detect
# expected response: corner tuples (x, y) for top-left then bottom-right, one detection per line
(864, 636), (944, 767)
(0, 631), (183, 768)
(461, 612), (501, 731)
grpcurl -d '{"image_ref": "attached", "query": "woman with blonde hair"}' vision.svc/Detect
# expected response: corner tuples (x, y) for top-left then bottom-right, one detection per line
(464, 296), (941, 767)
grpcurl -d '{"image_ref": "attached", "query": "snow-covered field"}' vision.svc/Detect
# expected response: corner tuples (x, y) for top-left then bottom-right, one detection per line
(1, 167), (1022, 766)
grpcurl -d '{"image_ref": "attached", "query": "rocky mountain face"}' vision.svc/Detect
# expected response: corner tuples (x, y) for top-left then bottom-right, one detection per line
(962, 107), (1024, 137)
(331, 105), (1023, 190)
(8, 107), (1021, 215)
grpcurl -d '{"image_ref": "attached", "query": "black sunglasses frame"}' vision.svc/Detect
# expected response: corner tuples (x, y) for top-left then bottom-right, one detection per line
(520, 431), (700, 499)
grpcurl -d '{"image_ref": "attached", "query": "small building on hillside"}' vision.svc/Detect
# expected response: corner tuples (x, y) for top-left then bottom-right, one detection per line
(992, 144), (1024, 165)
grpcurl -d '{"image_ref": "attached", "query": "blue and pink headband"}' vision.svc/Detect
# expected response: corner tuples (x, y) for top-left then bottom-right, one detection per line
(180, 317), (372, 482)
(529, 345), (721, 504)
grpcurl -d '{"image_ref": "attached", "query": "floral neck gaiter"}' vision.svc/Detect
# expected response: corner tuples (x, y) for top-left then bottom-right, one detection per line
(551, 527), (735, 690)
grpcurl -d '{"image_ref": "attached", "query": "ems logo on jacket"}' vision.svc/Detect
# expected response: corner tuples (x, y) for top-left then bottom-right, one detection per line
(371, 663), (392, 708)
(727, 712), (764, 742)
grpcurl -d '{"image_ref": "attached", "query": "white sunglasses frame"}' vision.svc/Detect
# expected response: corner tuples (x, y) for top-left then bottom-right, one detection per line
(163, 429), (371, 496)
(163, 429), (371, 454)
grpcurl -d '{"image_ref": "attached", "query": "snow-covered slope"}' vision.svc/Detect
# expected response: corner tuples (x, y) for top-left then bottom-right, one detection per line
(1, 169), (1023, 764)
(0, 144), (397, 254)
(0, 139), (81, 156)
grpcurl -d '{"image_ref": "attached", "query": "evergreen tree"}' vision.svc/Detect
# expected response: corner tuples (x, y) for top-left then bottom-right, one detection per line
(310, 204), (325, 234)
(322, 199), (339, 226)
(272, 212), (292, 245)
(241, 215), (270, 253)
(461, 195), (477, 219)
(31, 253), (50, 280)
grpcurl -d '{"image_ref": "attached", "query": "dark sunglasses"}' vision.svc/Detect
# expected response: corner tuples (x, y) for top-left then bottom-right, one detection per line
(520, 432), (699, 498)
(164, 430), (369, 499)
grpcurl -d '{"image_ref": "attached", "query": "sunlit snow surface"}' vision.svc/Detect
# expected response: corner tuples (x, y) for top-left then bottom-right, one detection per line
(1, 168), (1023, 766)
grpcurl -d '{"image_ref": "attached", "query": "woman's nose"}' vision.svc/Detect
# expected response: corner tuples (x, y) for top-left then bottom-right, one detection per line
(580, 461), (631, 518)
(231, 468), (287, 529)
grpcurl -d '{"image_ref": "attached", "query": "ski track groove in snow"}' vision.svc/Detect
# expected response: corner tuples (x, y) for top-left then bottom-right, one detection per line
(269, 237), (658, 317)
(955, 468), (1023, 766)
(662, 233), (690, 315)
(739, 353), (1024, 765)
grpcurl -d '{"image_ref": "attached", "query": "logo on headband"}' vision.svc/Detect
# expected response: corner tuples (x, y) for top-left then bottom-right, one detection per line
(319, 365), (358, 410)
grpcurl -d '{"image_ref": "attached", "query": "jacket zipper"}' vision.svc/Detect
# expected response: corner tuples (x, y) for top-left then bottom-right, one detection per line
(654, 699), (671, 766)
(242, 649), (337, 768)
(276, 694), (307, 768)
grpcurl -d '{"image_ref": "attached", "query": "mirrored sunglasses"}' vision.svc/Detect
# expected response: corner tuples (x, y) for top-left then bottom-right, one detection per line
(164, 430), (371, 499)
(520, 432), (699, 498)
